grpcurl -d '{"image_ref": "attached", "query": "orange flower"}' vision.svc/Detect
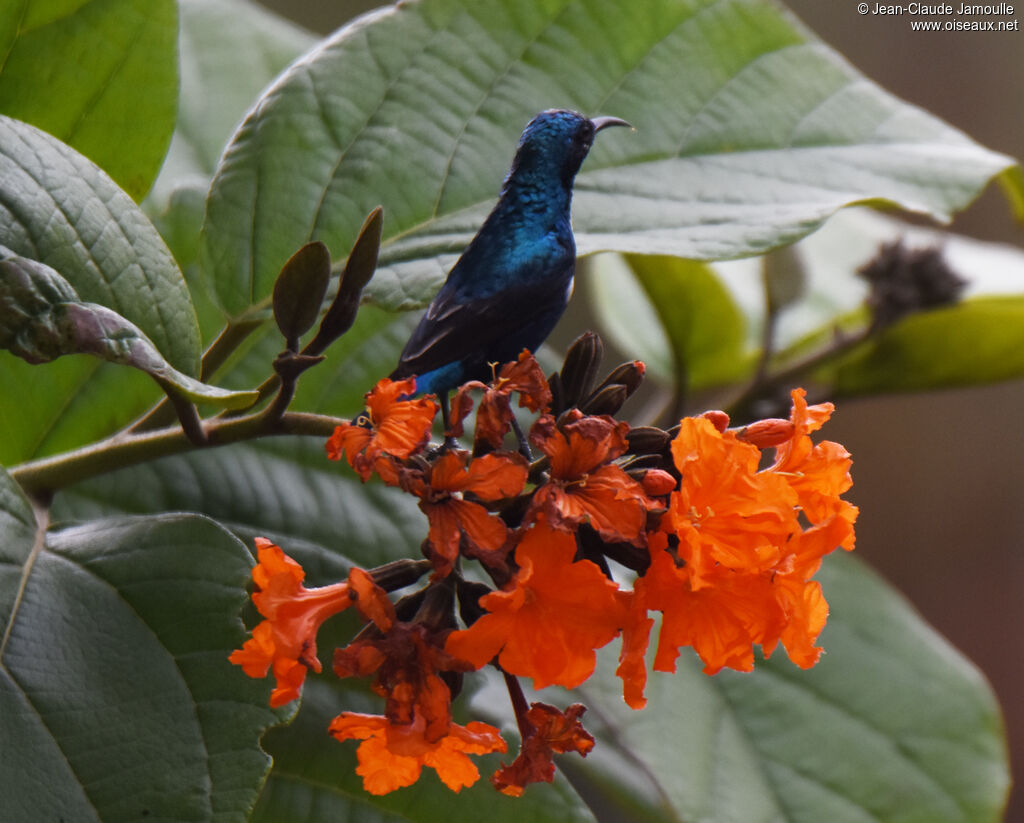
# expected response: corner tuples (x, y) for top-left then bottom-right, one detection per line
(329, 710), (506, 795)
(643, 395), (857, 675)
(528, 410), (658, 545)
(668, 416), (799, 587)
(615, 590), (655, 710)
(326, 377), (438, 480)
(399, 450), (528, 578)
(767, 388), (858, 549)
(492, 702), (594, 796)
(451, 351), (552, 448)
(334, 622), (474, 742)
(639, 539), (767, 674)
(640, 535), (834, 674)
(230, 538), (359, 706)
(445, 520), (627, 689)
(736, 417), (795, 448)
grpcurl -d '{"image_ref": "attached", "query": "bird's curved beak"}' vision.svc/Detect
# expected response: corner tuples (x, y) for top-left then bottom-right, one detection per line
(590, 115), (633, 133)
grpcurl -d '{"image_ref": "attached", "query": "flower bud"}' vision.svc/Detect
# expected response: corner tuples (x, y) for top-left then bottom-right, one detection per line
(640, 469), (676, 496)
(736, 418), (795, 448)
(305, 207), (383, 355)
(558, 332), (603, 409)
(273, 241), (331, 351)
(369, 558), (433, 592)
(456, 580), (494, 625)
(580, 383), (628, 416)
(590, 360), (646, 400)
(626, 426), (670, 455)
(700, 409), (730, 432)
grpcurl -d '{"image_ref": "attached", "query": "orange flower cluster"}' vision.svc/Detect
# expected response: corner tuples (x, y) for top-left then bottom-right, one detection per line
(232, 344), (856, 798)
(636, 391), (857, 683)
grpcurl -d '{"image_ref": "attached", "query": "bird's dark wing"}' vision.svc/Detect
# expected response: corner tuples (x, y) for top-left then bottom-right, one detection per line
(391, 257), (574, 380)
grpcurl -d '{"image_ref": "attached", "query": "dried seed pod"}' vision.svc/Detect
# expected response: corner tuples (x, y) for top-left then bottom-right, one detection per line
(858, 240), (966, 331)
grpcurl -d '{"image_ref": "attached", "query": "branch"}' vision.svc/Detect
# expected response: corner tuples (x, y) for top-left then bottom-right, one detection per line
(126, 318), (264, 434)
(727, 323), (873, 421)
(11, 411), (344, 500)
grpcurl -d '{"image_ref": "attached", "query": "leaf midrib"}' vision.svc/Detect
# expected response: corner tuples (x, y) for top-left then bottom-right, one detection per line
(0, 500), (45, 660)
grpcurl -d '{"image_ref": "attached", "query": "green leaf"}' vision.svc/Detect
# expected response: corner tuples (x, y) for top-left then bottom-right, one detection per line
(144, 0), (318, 341)
(0, 356), (158, 467)
(589, 254), (750, 390)
(149, 182), (227, 345)
(831, 297), (1024, 395)
(0, 0), (178, 200)
(147, 0), (317, 211)
(52, 437), (427, 571)
(0, 115), (200, 375)
(471, 552), (1009, 823)
(0, 468), (285, 822)
(996, 165), (1024, 224)
(0, 253), (257, 409)
(200, 0), (1015, 319)
(0, 115), (202, 462)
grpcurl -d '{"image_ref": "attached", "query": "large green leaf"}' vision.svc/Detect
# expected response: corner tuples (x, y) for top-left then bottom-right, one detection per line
(144, 0), (319, 344)
(0, 356), (157, 467)
(0, 0), (178, 200)
(0, 115), (201, 463)
(0, 117), (200, 373)
(469, 552), (1009, 823)
(200, 0), (1014, 320)
(0, 468), (285, 822)
(831, 297), (1024, 395)
(0, 253), (257, 408)
(51, 437), (428, 571)
(147, 0), (316, 211)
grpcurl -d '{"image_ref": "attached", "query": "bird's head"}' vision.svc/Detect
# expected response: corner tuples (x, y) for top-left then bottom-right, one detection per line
(507, 109), (631, 191)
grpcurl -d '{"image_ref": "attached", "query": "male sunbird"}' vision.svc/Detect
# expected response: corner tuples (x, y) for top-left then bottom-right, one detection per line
(390, 109), (630, 419)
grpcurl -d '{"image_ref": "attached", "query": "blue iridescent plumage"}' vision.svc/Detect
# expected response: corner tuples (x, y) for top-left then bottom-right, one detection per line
(390, 109), (629, 404)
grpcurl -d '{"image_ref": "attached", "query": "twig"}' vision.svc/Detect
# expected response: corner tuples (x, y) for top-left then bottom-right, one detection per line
(11, 410), (344, 499)
(126, 318), (265, 433)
